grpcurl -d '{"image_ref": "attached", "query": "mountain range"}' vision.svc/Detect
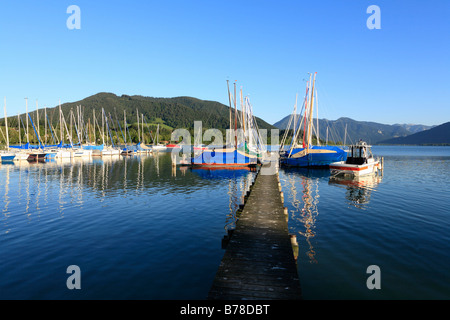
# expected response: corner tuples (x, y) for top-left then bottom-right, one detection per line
(377, 122), (450, 145)
(273, 115), (441, 145)
(2, 92), (447, 146)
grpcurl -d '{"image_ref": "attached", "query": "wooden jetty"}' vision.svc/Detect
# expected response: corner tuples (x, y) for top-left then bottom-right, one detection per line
(208, 160), (302, 300)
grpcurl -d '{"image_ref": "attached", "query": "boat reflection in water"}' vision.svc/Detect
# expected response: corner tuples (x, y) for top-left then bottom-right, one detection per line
(281, 166), (382, 264)
(328, 171), (382, 210)
(190, 167), (257, 241)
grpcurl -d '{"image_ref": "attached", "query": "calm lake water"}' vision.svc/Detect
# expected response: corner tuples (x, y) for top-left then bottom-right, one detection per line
(1, 146), (449, 300)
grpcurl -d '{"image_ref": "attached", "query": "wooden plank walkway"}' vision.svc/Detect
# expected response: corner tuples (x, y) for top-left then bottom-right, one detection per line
(208, 161), (302, 300)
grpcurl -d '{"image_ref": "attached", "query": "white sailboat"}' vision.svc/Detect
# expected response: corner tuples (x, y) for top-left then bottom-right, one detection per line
(12, 99), (32, 160)
(1, 98), (16, 161)
(151, 124), (167, 151)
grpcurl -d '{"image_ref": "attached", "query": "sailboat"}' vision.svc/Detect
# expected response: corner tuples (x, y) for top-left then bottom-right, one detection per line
(189, 81), (258, 168)
(26, 110), (47, 161)
(100, 108), (120, 156)
(151, 124), (167, 151)
(1, 98), (16, 162)
(10, 99), (32, 160)
(279, 73), (347, 167)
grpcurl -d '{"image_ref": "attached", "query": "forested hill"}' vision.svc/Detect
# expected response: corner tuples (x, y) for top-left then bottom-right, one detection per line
(56, 92), (275, 131)
(1, 92), (275, 144)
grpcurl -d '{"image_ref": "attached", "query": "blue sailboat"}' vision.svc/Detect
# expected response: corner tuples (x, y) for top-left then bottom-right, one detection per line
(280, 72), (347, 167)
(188, 81), (260, 168)
(190, 142), (258, 168)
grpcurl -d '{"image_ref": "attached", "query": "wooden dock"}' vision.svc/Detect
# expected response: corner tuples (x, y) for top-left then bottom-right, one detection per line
(208, 161), (302, 300)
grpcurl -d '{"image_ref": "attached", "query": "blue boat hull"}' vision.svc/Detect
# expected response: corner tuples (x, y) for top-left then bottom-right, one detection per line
(1, 155), (16, 162)
(191, 148), (257, 167)
(280, 146), (347, 167)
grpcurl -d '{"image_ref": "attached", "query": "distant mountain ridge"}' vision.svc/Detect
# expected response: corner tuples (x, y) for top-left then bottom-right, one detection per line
(378, 122), (450, 145)
(273, 115), (438, 145)
(392, 123), (436, 134)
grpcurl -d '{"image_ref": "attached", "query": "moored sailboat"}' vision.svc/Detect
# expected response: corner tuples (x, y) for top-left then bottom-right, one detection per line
(189, 81), (259, 168)
(1, 98), (16, 162)
(279, 73), (347, 167)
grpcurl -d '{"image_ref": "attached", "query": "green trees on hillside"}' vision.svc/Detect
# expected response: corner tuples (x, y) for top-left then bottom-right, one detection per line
(0, 93), (276, 147)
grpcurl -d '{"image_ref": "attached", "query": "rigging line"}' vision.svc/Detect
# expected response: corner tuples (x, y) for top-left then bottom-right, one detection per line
(108, 112), (120, 145)
(104, 111), (115, 147)
(288, 88), (308, 157)
(142, 117), (154, 143)
(46, 114), (57, 144)
(114, 110), (126, 145)
(93, 110), (103, 143)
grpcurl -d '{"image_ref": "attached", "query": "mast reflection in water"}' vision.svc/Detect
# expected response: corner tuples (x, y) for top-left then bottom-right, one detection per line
(0, 153), (257, 299)
(281, 168), (328, 264)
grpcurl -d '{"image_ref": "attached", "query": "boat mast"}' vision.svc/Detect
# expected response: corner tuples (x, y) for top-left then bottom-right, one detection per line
(141, 114), (144, 143)
(36, 100), (39, 143)
(241, 87), (245, 135)
(69, 109), (73, 144)
(124, 110), (127, 146)
(103, 108), (107, 146)
(59, 100), (63, 145)
(307, 72), (317, 149)
(44, 106), (47, 146)
(344, 124), (347, 147)
(234, 81), (237, 150)
(102, 108), (105, 145)
(76, 106), (80, 144)
(303, 75), (311, 148)
(17, 113), (21, 146)
(156, 124), (159, 145)
(292, 93), (298, 147)
(137, 109), (140, 143)
(4, 97), (9, 151)
(316, 90), (320, 146)
(227, 80), (233, 146)
(25, 97), (29, 143)
(93, 109), (96, 144)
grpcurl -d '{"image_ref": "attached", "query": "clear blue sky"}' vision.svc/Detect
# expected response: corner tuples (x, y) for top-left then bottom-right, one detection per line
(0, 0), (449, 126)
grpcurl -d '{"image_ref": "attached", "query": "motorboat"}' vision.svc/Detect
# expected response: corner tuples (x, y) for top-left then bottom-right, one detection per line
(329, 140), (383, 177)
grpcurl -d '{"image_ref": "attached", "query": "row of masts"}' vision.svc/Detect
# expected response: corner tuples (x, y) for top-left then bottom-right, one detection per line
(281, 72), (350, 152)
(1, 98), (158, 150)
(226, 80), (265, 153)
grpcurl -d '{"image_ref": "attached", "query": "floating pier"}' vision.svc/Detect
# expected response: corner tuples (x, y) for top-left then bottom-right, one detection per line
(208, 159), (302, 300)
